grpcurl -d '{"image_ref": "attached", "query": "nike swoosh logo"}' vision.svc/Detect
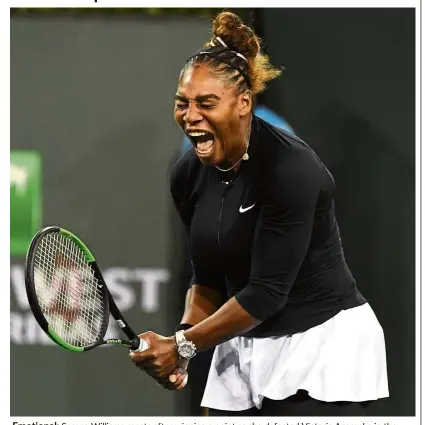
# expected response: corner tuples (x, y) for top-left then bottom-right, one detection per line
(239, 203), (256, 213)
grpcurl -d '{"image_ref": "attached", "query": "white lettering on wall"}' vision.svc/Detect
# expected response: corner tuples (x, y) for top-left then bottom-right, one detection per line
(10, 312), (55, 345)
(10, 265), (29, 310)
(133, 268), (170, 313)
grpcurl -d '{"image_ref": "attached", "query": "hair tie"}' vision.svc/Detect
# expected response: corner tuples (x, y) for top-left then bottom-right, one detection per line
(210, 37), (248, 62)
(215, 37), (228, 48)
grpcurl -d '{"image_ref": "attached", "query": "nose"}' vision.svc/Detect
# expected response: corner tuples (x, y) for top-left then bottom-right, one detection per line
(183, 102), (202, 125)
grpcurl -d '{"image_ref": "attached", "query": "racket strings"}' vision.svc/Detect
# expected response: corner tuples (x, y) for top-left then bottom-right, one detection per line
(34, 233), (106, 347)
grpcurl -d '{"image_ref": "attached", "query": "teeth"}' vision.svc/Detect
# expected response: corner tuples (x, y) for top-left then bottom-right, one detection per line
(188, 131), (209, 137)
(196, 146), (213, 154)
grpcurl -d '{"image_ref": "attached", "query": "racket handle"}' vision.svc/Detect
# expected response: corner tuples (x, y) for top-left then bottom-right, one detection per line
(130, 337), (149, 352)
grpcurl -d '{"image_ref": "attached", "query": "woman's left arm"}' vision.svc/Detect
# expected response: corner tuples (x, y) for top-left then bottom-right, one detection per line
(184, 150), (322, 350)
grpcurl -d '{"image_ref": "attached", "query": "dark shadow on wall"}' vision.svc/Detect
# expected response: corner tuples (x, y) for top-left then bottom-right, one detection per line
(319, 108), (415, 416)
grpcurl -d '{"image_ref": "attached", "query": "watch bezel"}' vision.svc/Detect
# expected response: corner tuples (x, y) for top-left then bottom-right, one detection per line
(177, 340), (197, 359)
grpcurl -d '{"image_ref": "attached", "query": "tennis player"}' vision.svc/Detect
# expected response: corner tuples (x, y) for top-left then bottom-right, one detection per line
(130, 11), (389, 416)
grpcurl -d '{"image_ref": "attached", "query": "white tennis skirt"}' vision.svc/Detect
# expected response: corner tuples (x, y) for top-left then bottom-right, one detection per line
(201, 303), (389, 411)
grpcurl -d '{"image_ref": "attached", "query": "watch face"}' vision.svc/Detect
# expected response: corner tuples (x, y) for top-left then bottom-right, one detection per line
(178, 341), (196, 359)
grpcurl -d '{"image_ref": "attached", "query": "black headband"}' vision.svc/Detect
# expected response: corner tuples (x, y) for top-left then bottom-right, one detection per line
(186, 37), (251, 88)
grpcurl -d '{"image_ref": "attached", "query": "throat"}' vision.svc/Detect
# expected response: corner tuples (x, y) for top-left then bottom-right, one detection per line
(216, 145), (247, 172)
(216, 159), (242, 172)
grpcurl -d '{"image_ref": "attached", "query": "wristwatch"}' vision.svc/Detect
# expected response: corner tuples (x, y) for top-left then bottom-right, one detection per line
(174, 330), (197, 359)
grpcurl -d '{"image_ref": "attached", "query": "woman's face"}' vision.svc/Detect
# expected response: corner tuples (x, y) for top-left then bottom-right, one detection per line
(174, 64), (251, 166)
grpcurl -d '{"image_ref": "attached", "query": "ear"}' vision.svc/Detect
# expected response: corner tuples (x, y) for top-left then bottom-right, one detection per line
(238, 90), (252, 117)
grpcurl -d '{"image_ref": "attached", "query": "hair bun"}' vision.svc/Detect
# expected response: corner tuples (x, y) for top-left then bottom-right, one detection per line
(212, 12), (260, 60)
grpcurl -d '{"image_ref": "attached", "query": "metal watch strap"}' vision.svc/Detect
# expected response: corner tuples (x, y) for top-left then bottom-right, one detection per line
(174, 330), (197, 359)
(175, 330), (186, 345)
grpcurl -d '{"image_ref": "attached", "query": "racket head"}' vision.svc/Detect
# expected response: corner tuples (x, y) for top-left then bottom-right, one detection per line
(25, 226), (110, 352)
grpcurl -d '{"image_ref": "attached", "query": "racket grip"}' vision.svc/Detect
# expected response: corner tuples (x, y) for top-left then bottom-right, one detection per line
(131, 337), (149, 352)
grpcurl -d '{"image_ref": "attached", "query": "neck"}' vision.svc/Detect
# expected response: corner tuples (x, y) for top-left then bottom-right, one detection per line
(216, 116), (252, 172)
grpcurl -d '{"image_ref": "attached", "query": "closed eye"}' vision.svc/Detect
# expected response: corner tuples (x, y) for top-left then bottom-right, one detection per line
(175, 102), (188, 110)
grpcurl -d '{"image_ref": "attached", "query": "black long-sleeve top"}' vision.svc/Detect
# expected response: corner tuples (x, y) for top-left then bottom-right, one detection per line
(170, 114), (366, 337)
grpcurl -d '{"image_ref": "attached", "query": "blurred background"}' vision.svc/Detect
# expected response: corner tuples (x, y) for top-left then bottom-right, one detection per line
(10, 7), (415, 417)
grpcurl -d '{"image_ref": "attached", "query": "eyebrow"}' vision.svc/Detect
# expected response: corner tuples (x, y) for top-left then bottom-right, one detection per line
(174, 94), (220, 103)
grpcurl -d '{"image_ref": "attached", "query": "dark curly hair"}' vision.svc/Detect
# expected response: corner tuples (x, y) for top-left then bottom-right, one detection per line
(181, 11), (282, 96)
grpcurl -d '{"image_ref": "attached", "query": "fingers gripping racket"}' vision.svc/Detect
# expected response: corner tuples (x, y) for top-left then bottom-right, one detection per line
(25, 226), (148, 353)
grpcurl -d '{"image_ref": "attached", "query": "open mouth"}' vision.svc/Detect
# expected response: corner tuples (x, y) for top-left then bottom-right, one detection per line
(187, 131), (215, 155)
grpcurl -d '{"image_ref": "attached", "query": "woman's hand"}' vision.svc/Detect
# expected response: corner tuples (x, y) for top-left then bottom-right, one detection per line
(157, 359), (189, 391)
(129, 331), (185, 388)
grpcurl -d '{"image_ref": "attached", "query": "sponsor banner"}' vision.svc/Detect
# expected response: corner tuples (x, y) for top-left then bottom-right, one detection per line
(10, 151), (42, 256)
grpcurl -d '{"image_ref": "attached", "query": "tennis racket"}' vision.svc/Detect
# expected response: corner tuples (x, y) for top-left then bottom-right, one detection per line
(25, 226), (148, 353)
